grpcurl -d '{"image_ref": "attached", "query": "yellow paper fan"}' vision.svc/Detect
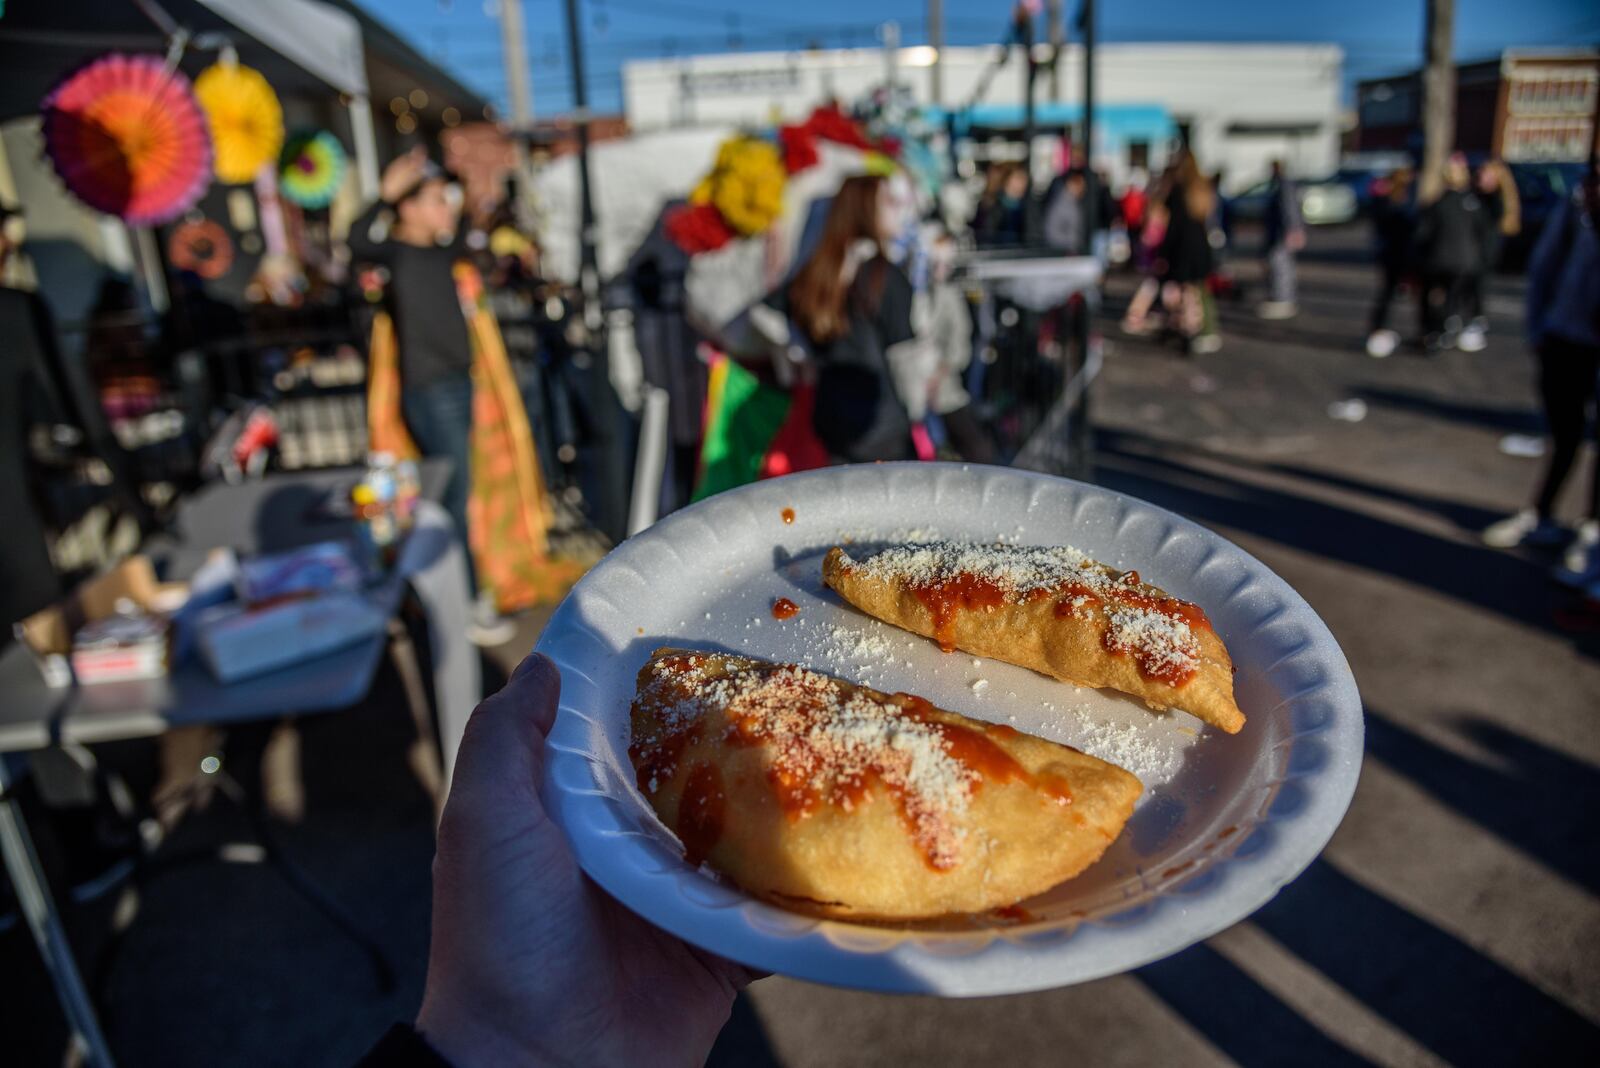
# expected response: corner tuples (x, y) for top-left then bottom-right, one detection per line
(195, 61), (284, 184)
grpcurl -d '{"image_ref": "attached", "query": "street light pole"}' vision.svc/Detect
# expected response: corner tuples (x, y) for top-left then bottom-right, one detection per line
(563, 0), (628, 540)
(562, 0), (599, 307)
(1017, 5), (1038, 239)
(928, 0), (943, 106)
(1074, 0), (1097, 479)
(1047, 0), (1064, 101)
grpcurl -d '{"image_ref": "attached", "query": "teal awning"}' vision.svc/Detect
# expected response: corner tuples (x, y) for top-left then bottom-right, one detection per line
(923, 103), (1175, 142)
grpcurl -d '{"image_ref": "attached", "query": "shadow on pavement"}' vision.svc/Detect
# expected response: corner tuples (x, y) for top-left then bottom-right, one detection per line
(1354, 385), (1544, 435)
(1204, 451), (1510, 535)
(1365, 710), (1600, 895)
(1251, 859), (1599, 1065)
(706, 991), (782, 1067)
(1092, 433), (1577, 644)
(1137, 941), (1371, 1066)
(1139, 856), (1600, 1066)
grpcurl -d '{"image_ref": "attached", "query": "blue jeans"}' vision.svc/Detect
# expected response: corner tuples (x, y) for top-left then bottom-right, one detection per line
(1266, 243), (1297, 305)
(402, 373), (477, 592)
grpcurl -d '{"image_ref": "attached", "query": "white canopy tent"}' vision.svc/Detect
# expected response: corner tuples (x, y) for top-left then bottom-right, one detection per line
(0, 0), (379, 198)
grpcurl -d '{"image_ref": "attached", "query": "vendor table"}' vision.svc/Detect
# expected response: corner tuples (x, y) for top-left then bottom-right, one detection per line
(955, 250), (1103, 479)
(0, 468), (479, 1068)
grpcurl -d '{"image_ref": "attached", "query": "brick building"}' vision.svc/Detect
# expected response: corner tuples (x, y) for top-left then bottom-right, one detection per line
(1356, 48), (1599, 162)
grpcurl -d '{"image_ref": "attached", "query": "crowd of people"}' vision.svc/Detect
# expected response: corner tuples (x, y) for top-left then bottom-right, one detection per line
(1364, 151), (1522, 358)
(956, 143), (1600, 596)
(975, 148), (1309, 356)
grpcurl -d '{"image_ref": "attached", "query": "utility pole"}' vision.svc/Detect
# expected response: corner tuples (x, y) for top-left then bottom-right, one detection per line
(1047, 0), (1064, 101)
(499, 0), (535, 126)
(1419, 0), (1455, 203)
(500, 0), (535, 231)
(928, 0), (943, 106)
(563, 0), (627, 541)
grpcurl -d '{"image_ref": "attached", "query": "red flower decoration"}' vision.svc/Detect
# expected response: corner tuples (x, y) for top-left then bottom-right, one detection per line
(664, 202), (735, 255)
(802, 104), (872, 150)
(779, 124), (819, 174)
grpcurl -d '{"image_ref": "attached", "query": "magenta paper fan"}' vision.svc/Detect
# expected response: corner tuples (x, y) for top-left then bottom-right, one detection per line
(41, 53), (213, 226)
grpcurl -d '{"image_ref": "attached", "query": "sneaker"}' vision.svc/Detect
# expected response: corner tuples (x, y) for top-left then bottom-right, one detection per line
(1554, 520), (1600, 587)
(1458, 325), (1487, 352)
(1190, 333), (1223, 354)
(1257, 301), (1297, 320)
(1497, 434), (1546, 458)
(1366, 329), (1398, 358)
(1481, 508), (1565, 549)
(468, 590), (516, 647)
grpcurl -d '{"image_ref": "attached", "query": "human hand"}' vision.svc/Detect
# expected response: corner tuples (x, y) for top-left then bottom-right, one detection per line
(416, 653), (758, 1067)
(379, 147), (428, 205)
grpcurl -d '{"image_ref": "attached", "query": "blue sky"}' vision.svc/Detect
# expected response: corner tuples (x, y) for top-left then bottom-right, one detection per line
(363, 0), (1600, 116)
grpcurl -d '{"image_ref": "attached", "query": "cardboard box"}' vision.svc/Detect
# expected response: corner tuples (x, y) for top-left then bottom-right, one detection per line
(15, 556), (187, 687)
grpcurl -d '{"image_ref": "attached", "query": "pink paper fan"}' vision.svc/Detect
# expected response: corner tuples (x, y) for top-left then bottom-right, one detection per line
(41, 53), (213, 226)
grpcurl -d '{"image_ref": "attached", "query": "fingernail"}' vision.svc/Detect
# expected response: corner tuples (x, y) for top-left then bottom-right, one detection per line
(512, 651), (551, 680)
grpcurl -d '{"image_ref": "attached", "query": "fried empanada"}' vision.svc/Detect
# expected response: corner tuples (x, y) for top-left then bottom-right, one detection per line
(629, 648), (1141, 920)
(822, 542), (1244, 734)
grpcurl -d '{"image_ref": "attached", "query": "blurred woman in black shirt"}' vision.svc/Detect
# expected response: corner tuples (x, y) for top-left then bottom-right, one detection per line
(348, 148), (511, 645)
(766, 175), (916, 463)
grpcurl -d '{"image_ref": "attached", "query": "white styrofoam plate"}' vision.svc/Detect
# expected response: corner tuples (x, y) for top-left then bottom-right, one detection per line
(537, 463), (1363, 996)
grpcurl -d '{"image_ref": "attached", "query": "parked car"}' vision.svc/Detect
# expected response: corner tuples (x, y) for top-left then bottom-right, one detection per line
(1332, 152), (1414, 214)
(1227, 176), (1359, 227)
(1501, 161), (1587, 268)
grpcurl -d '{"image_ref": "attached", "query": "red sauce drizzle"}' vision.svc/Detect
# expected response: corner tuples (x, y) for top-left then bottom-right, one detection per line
(638, 657), (1073, 871)
(677, 761), (726, 866)
(780, 507), (795, 524)
(898, 695), (1073, 806)
(910, 575), (1009, 651)
(628, 726), (700, 794)
(995, 904), (1035, 922)
(1046, 577), (1212, 686)
(908, 566), (1211, 682)
(771, 597), (799, 620)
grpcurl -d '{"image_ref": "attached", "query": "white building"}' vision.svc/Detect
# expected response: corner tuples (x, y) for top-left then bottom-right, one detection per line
(623, 43), (1344, 193)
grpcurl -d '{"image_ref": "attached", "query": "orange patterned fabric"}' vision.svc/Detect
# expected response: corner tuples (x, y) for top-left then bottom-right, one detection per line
(366, 269), (585, 611)
(365, 311), (419, 460)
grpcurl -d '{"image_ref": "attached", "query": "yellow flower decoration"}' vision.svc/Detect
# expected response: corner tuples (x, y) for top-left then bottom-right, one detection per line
(195, 61), (285, 184)
(690, 136), (785, 236)
(863, 151), (898, 177)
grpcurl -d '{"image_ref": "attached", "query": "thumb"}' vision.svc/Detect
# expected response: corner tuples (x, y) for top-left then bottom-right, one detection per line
(445, 653), (561, 815)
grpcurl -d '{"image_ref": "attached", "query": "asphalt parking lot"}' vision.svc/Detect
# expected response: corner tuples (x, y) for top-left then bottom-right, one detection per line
(6, 224), (1597, 1066)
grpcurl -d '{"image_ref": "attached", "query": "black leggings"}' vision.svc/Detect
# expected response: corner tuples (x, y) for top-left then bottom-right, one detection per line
(1535, 336), (1600, 520)
(941, 404), (997, 465)
(1369, 261), (1406, 334)
(1421, 272), (1466, 336)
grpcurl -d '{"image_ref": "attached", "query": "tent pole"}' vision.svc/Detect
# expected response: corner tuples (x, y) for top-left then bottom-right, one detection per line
(347, 96), (380, 202)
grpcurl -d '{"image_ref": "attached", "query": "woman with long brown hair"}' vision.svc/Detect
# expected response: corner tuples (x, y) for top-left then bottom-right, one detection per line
(767, 173), (917, 462)
(1123, 148), (1215, 351)
(1461, 157), (1521, 348)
